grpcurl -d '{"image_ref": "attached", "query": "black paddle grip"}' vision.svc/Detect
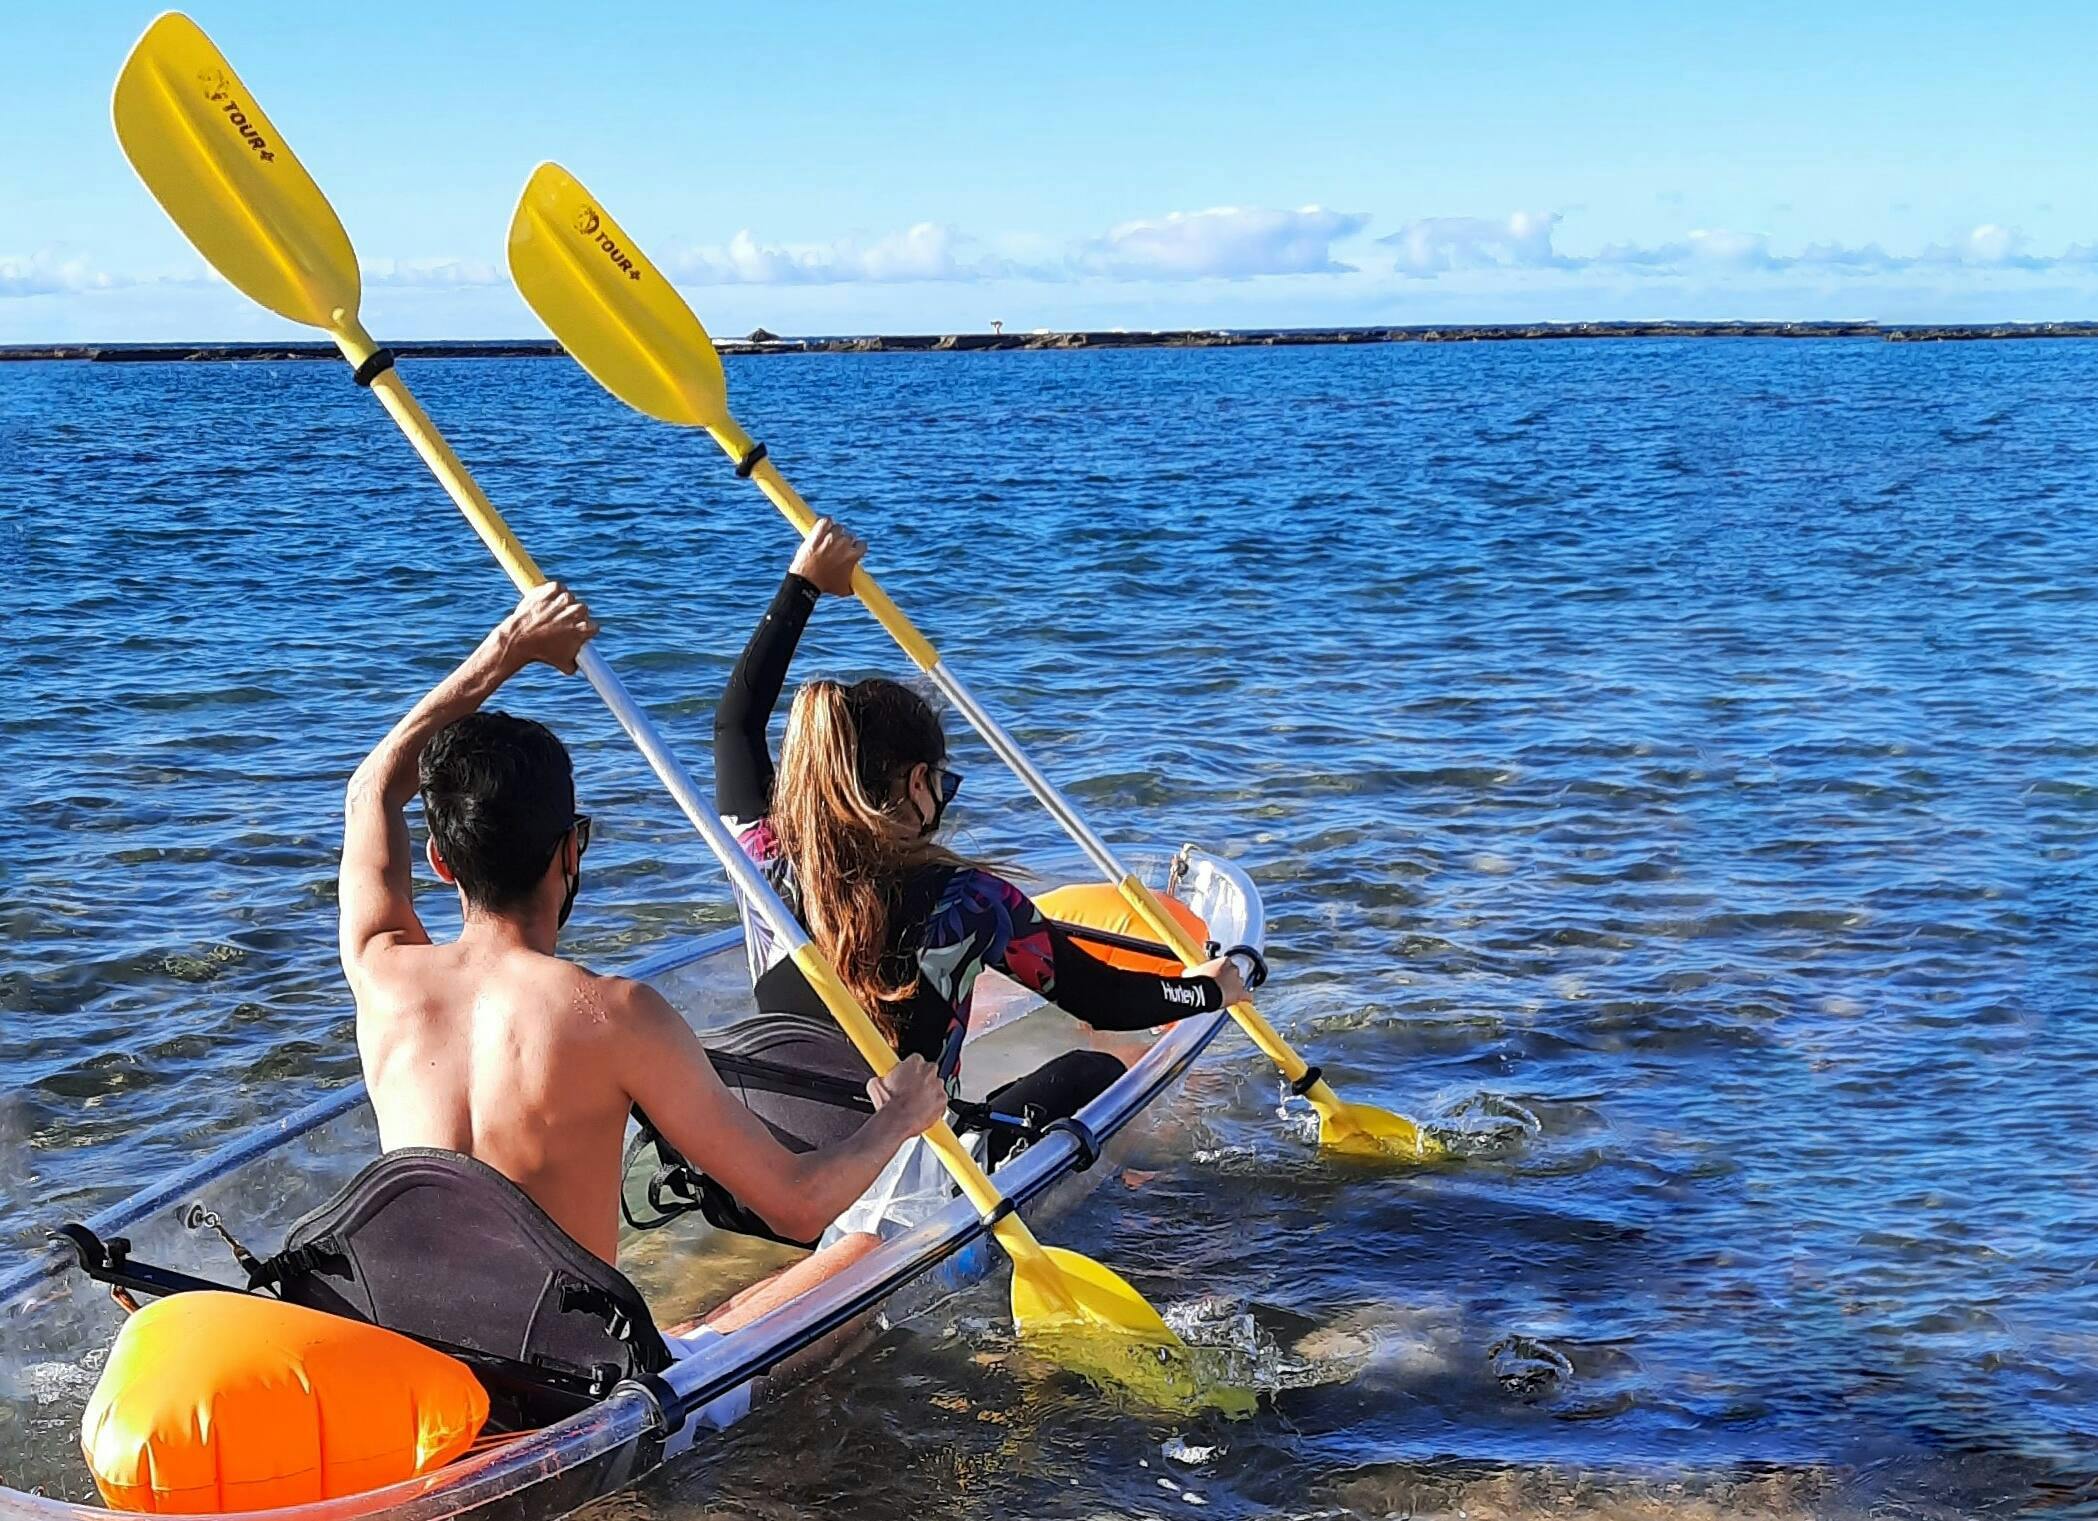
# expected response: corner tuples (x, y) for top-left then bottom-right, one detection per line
(350, 347), (397, 387)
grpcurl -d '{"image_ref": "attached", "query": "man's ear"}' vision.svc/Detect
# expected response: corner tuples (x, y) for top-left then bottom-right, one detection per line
(427, 835), (456, 884)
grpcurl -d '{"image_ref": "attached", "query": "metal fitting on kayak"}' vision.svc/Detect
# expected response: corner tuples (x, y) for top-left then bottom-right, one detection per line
(1045, 1116), (1103, 1172)
(349, 346), (397, 387)
(733, 440), (768, 478)
(1289, 1065), (1324, 1098)
(1223, 943), (1270, 991)
(610, 1371), (688, 1438)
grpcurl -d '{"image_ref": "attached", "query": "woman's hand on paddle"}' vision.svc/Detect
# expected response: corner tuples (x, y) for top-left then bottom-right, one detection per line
(1193, 956), (1249, 1009)
(790, 517), (866, 598)
(867, 1054), (948, 1136)
(498, 582), (599, 675)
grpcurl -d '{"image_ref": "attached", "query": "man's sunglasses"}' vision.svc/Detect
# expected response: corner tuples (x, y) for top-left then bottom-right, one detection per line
(545, 812), (592, 868)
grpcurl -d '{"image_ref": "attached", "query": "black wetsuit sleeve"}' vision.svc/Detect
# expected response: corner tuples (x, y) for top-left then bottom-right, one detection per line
(1039, 922), (1225, 1029)
(714, 572), (821, 820)
(971, 873), (1224, 1030)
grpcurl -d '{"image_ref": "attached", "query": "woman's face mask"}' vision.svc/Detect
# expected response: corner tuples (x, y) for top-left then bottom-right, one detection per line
(911, 763), (963, 836)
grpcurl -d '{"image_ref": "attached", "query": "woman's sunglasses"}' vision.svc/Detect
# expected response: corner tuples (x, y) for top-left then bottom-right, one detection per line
(935, 768), (963, 806)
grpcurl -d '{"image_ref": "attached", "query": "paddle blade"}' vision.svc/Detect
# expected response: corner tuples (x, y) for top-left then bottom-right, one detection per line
(1011, 1243), (1177, 1343)
(1319, 1099), (1445, 1162)
(1015, 1247), (1256, 1415)
(507, 162), (727, 429)
(112, 13), (358, 329)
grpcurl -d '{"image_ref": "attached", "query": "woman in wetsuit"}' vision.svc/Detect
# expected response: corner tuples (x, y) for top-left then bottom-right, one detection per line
(710, 518), (1247, 1163)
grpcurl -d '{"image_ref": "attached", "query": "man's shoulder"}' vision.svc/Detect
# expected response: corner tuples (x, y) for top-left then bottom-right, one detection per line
(355, 942), (651, 1023)
(571, 965), (679, 1031)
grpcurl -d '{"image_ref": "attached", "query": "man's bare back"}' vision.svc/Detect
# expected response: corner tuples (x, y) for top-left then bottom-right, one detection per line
(355, 936), (636, 1259)
(339, 584), (945, 1270)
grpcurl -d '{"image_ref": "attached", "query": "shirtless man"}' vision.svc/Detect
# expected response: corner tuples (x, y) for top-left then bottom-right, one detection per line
(337, 583), (946, 1324)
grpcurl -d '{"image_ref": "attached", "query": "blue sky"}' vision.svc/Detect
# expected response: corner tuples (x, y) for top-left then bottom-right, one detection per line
(5, 2), (2096, 340)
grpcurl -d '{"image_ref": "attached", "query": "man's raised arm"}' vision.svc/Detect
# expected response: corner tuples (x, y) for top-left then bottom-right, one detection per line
(338, 583), (597, 979)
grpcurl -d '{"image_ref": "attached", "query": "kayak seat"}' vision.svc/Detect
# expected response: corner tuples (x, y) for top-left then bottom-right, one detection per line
(259, 1148), (670, 1431)
(621, 1022), (877, 1250)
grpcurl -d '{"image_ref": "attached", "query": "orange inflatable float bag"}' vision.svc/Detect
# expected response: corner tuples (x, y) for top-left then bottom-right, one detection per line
(82, 1291), (488, 1513)
(1036, 883), (1210, 977)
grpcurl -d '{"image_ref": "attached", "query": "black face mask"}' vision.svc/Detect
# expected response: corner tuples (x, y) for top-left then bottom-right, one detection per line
(918, 765), (960, 838)
(557, 865), (580, 930)
(551, 812), (590, 931)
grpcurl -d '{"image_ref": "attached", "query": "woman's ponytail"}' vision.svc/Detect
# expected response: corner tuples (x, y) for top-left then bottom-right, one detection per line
(772, 677), (973, 1040)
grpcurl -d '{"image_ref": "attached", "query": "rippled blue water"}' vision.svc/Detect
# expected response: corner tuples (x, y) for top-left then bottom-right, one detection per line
(7, 340), (2098, 1518)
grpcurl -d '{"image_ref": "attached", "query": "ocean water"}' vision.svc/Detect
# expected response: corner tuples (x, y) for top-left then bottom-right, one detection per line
(6, 339), (2098, 1519)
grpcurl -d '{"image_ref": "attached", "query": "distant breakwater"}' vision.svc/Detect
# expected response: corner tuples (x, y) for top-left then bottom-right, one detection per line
(9, 321), (2098, 363)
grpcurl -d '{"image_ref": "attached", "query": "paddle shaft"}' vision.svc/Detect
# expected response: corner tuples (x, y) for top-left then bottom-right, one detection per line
(706, 419), (1340, 1110)
(326, 319), (1066, 1285)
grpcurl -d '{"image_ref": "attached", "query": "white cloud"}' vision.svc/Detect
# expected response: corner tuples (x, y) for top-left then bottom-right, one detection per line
(361, 257), (504, 288)
(658, 207), (1373, 286)
(1383, 212), (1568, 275)
(0, 252), (126, 298)
(3, 250), (514, 302)
(1387, 213), (2098, 280)
(666, 224), (1014, 286)
(1073, 206), (1370, 280)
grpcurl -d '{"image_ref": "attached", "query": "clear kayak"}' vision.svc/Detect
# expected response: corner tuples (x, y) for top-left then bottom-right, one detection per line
(0, 847), (1262, 1521)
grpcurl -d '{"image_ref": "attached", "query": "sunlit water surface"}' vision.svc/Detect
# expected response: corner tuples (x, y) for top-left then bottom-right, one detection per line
(6, 340), (2098, 1518)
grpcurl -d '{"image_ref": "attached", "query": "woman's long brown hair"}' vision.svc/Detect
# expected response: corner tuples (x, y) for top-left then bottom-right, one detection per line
(771, 677), (975, 1040)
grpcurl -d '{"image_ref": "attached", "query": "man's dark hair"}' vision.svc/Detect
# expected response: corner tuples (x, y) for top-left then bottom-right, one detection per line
(419, 711), (575, 912)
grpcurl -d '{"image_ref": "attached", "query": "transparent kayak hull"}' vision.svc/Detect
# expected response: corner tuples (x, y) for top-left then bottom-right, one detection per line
(0, 849), (1262, 1521)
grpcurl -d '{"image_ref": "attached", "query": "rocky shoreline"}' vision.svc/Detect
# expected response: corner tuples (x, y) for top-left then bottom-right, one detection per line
(6, 321), (2098, 364)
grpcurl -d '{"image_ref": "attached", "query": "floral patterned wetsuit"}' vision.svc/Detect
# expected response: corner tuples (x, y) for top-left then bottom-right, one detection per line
(714, 572), (1225, 1086)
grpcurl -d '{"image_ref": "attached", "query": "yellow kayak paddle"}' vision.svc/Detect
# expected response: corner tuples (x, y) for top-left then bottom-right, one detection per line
(112, 13), (1235, 1407)
(507, 162), (1440, 1162)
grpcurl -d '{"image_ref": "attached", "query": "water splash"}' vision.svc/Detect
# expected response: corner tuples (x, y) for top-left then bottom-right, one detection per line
(1489, 1334), (1575, 1400)
(1166, 1295), (1370, 1396)
(1423, 1091), (1543, 1158)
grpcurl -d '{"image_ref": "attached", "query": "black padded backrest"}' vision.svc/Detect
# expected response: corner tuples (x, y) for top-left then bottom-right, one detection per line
(274, 1148), (671, 1394)
(709, 1013), (871, 1152)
